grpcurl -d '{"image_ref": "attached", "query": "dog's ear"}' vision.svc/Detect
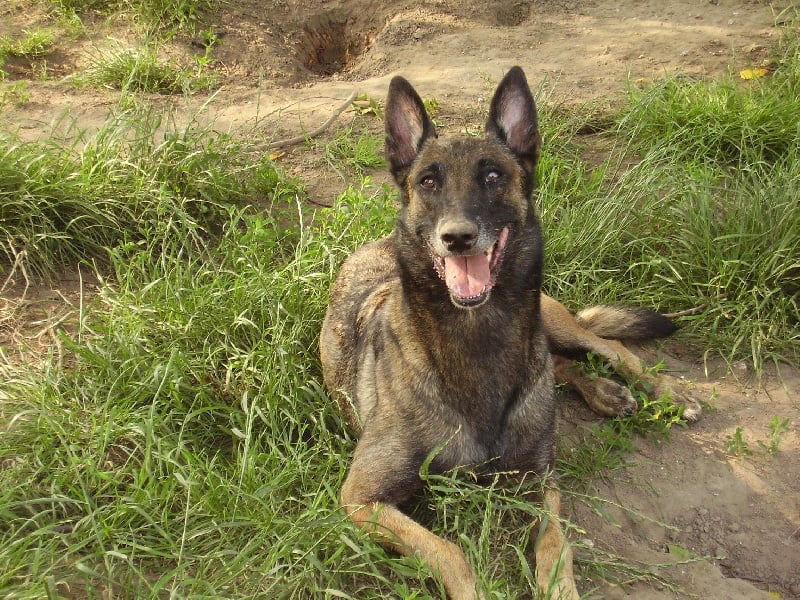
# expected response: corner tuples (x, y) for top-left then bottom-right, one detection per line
(486, 66), (541, 173)
(385, 76), (438, 181)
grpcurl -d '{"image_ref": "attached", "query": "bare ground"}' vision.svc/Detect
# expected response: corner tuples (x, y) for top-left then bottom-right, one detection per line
(1, 0), (798, 598)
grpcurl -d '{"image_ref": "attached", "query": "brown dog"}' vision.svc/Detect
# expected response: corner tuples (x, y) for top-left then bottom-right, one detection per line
(320, 66), (698, 600)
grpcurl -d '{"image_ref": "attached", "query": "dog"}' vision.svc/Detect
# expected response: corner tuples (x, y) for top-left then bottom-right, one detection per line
(320, 66), (699, 600)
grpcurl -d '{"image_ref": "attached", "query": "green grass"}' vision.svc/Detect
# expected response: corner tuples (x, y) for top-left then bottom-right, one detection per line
(324, 122), (387, 178)
(537, 44), (800, 369)
(50, 0), (213, 33)
(0, 28), (57, 60)
(0, 82), (31, 107)
(541, 145), (800, 369)
(1, 19), (800, 599)
(1, 183), (442, 598)
(75, 42), (219, 94)
(0, 106), (288, 278)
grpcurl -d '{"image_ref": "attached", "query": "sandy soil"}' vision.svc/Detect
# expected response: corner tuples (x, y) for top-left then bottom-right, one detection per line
(1, 0), (798, 598)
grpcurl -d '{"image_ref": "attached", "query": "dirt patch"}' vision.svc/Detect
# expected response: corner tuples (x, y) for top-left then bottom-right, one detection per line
(1, 0), (799, 598)
(0, 267), (98, 370)
(559, 350), (800, 598)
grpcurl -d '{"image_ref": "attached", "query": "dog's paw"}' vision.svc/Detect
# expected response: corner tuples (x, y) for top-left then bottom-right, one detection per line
(654, 376), (702, 422)
(585, 376), (638, 417)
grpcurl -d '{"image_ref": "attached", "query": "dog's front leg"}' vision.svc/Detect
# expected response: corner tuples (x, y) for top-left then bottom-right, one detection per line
(535, 487), (580, 600)
(342, 482), (482, 600)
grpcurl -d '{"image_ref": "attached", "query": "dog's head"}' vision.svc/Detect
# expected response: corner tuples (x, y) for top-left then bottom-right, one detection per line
(385, 66), (542, 309)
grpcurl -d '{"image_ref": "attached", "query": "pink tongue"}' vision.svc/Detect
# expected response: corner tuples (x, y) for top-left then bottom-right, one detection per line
(444, 253), (490, 298)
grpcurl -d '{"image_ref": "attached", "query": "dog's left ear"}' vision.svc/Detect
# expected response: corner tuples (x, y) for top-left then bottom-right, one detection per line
(486, 66), (542, 174)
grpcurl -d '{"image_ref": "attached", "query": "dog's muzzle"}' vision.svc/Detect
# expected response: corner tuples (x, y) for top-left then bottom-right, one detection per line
(430, 227), (509, 308)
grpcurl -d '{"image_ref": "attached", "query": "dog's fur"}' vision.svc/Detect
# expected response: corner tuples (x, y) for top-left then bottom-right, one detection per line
(320, 66), (699, 600)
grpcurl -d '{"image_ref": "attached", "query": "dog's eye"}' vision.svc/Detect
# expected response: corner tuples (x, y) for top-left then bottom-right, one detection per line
(484, 170), (502, 185)
(419, 175), (437, 190)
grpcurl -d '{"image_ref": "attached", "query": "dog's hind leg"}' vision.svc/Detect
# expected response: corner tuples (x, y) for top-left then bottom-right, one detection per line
(535, 487), (580, 600)
(342, 475), (483, 600)
(562, 333), (701, 421)
(553, 355), (637, 417)
(542, 295), (701, 420)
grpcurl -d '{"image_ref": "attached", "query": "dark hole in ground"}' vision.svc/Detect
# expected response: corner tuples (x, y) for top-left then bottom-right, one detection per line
(297, 19), (375, 76)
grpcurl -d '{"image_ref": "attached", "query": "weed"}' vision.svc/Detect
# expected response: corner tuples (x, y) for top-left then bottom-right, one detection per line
(424, 97), (442, 126)
(724, 427), (754, 457)
(757, 416), (791, 455)
(423, 97), (440, 116)
(351, 93), (383, 118)
(575, 351), (615, 380)
(724, 417), (792, 457)
(192, 28), (218, 75)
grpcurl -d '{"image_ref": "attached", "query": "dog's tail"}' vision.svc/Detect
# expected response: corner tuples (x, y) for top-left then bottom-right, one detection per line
(575, 305), (678, 341)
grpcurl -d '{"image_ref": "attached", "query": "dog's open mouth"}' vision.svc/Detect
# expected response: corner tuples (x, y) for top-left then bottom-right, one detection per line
(431, 227), (509, 308)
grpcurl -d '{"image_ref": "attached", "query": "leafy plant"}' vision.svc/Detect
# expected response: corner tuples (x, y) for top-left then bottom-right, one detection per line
(424, 97), (443, 126)
(724, 427), (754, 457)
(757, 416), (791, 455)
(724, 417), (792, 457)
(351, 93), (383, 117)
(193, 25), (219, 72)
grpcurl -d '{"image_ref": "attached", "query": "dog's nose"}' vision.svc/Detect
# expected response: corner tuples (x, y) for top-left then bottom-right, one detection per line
(439, 219), (479, 252)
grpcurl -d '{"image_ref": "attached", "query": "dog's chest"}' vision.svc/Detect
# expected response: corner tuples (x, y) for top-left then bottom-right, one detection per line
(419, 357), (533, 465)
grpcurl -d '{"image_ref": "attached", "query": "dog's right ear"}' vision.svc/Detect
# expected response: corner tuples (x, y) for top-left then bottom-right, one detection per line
(385, 76), (438, 182)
